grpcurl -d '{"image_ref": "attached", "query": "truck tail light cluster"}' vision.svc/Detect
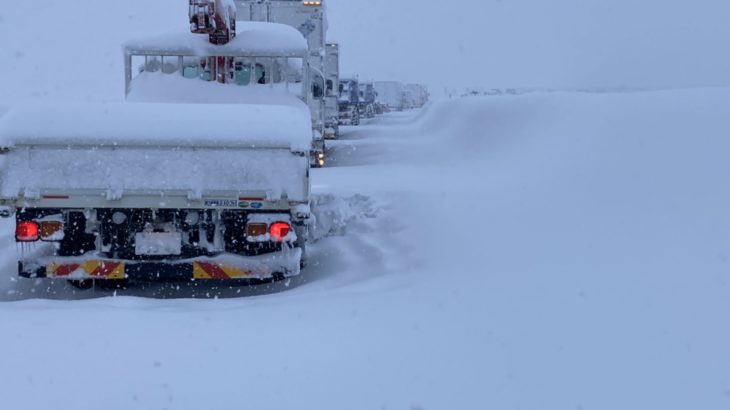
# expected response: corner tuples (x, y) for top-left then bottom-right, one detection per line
(245, 221), (292, 242)
(16, 220), (64, 242)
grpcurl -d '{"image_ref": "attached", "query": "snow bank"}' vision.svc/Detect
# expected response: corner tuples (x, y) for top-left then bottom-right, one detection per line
(309, 193), (378, 241)
(0, 102), (312, 151)
(308, 90), (730, 410)
(124, 22), (308, 57)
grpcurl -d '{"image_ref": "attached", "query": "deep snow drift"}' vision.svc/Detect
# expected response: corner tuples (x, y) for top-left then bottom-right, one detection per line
(1, 89), (730, 410)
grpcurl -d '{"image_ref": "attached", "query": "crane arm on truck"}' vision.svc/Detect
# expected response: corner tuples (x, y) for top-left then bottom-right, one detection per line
(189, 0), (237, 83)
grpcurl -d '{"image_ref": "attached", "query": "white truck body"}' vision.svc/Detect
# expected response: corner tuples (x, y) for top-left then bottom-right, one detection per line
(0, 103), (311, 209)
(324, 42), (340, 138)
(404, 83), (430, 108)
(374, 81), (405, 111)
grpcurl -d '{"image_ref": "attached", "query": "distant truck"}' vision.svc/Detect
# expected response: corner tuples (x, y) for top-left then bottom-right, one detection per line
(404, 83), (429, 108)
(358, 81), (377, 118)
(338, 77), (360, 126)
(324, 42), (340, 139)
(0, 20), (315, 288)
(374, 81), (405, 112)
(235, 0), (328, 166)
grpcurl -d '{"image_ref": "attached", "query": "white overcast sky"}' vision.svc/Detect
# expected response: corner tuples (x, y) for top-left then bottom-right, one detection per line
(1, 0), (729, 105)
(327, 0), (730, 92)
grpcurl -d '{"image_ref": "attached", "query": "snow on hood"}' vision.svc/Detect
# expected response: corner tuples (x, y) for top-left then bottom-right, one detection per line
(124, 22), (308, 57)
(0, 101), (313, 152)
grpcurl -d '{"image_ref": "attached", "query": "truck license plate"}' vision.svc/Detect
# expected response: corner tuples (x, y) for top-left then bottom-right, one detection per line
(135, 232), (183, 256)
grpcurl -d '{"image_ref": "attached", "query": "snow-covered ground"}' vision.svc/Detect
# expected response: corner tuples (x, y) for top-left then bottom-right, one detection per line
(2, 89), (730, 409)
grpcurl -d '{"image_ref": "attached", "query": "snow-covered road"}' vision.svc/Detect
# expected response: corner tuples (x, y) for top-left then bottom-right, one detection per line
(2, 90), (730, 410)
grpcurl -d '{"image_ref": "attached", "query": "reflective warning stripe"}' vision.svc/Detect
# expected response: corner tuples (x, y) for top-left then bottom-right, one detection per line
(193, 262), (249, 280)
(48, 261), (125, 279)
(46, 260), (247, 280)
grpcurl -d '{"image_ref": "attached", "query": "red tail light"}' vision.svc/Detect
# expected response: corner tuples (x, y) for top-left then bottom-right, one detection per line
(16, 221), (39, 242)
(269, 222), (291, 242)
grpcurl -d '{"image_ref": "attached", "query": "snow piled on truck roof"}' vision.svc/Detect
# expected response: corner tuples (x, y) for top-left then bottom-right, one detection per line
(124, 22), (308, 57)
(0, 102), (312, 151)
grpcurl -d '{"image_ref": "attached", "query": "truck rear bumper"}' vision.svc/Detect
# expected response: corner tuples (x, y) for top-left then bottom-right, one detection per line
(19, 248), (302, 282)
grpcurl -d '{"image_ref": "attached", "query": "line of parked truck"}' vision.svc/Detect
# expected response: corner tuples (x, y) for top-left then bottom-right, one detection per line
(232, 0), (429, 164)
(0, 0), (429, 289)
(336, 78), (429, 131)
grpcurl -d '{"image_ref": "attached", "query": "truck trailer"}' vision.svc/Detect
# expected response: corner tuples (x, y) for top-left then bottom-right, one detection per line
(404, 83), (429, 108)
(374, 81), (405, 112)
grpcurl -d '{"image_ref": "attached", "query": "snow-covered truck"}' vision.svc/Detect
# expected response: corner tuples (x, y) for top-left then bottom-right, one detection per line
(374, 81), (405, 112)
(404, 83), (429, 108)
(235, 0), (328, 165)
(0, 22), (315, 288)
(324, 42), (340, 139)
(358, 81), (377, 119)
(338, 77), (360, 125)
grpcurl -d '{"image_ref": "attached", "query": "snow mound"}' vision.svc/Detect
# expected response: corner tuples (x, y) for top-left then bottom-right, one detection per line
(309, 193), (379, 241)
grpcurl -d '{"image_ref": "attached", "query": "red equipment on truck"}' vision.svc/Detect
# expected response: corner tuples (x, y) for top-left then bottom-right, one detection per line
(189, 0), (237, 83)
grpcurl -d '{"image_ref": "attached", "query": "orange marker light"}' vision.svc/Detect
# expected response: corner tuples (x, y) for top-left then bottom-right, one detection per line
(40, 221), (64, 241)
(246, 223), (268, 237)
